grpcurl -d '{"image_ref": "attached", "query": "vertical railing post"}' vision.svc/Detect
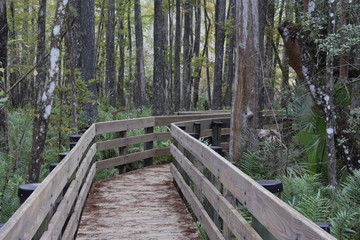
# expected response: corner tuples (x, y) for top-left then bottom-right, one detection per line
(144, 126), (154, 167)
(252, 180), (283, 239)
(116, 130), (127, 173)
(211, 121), (223, 146)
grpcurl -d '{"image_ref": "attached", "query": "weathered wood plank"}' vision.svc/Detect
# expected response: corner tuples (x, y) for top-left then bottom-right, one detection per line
(40, 144), (96, 240)
(170, 164), (225, 240)
(171, 124), (336, 240)
(155, 147), (171, 157)
(0, 143), (86, 239)
(97, 133), (155, 152)
(96, 149), (155, 170)
(200, 128), (230, 138)
(175, 110), (231, 115)
(154, 114), (230, 127)
(61, 164), (96, 240)
(171, 145), (261, 240)
(95, 117), (156, 135)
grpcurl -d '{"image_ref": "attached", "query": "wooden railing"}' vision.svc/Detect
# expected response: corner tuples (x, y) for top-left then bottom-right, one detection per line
(170, 117), (336, 240)
(0, 111), (335, 240)
(0, 112), (229, 240)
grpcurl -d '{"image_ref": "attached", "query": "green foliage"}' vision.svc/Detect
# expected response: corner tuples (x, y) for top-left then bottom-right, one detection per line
(194, 221), (209, 240)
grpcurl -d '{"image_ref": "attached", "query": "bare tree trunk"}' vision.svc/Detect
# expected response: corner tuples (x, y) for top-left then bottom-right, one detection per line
(230, 0), (260, 163)
(0, 0), (9, 154)
(81, 0), (98, 125)
(192, 0), (201, 109)
(127, 2), (133, 107)
(173, 0), (181, 112)
(223, 0), (236, 108)
(339, 0), (349, 83)
(153, 0), (165, 115)
(117, 1), (126, 108)
(204, 1), (211, 106)
(167, 0), (174, 113)
(325, 0), (338, 187)
(181, 0), (192, 110)
(212, 0), (226, 110)
(134, 0), (146, 108)
(28, 0), (69, 183)
(106, 0), (116, 107)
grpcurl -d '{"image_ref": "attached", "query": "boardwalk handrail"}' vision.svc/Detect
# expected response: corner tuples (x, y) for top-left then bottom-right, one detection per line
(0, 112), (229, 240)
(170, 118), (336, 240)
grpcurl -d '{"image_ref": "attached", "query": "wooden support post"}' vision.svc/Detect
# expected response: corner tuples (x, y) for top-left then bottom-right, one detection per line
(223, 161), (237, 240)
(144, 127), (154, 167)
(211, 121), (223, 146)
(252, 180), (283, 240)
(116, 131), (127, 173)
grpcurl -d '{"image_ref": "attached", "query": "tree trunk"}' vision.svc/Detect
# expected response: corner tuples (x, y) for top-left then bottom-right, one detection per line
(181, 0), (192, 110)
(223, 0), (236, 108)
(134, 0), (147, 108)
(325, 0), (338, 187)
(81, 0), (98, 125)
(117, 1), (126, 108)
(127, 2), (133, 107)
(230, 0), (260, 163)
(106, 0), (116, 107)
(28, 0), (69, 183)
(192, 0), (201, 109)
(212, 0), (226, 110)
(153, 0), (166, 116)
(0, 0), (9, 154)
(204, 1), (211, 106)
(173, 0), (181, 112)
(339, 0), (349, 83)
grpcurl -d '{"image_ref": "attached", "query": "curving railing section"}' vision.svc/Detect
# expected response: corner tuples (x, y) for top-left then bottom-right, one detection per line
(170, 117), (336, 240)
(0, 113), (229, 240)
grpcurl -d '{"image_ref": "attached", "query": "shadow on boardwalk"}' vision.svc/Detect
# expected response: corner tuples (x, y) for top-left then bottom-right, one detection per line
(77, 164), (200, 240)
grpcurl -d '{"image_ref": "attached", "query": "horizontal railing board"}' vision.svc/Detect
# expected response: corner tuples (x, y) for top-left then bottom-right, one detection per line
(172, 118), (231, 134)
(175, 110), (231, 115)
(61, 164), (96, 240)
(170, 164), (225, 240)
(171, 144), (261, 240)
(95, 117), (156, 135)
(200, 128), (230, 138)
(40, 144), (96, 240)
(171, 124), (335, 240)
(154, 114), (230, 127)
(96, 132), (171, 152)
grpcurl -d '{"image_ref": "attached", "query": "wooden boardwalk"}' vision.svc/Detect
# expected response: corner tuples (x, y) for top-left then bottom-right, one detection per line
(76, 164), (200, 240)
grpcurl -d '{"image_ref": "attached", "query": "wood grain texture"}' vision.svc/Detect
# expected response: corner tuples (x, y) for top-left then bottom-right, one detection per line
(62, 164), (96, 240)
(154, 114), (230, 127)
(171, 145), (262, 240)
(77, 164), (199, 240)
(170, 164), (225, 240)
(171, 124), (336, 240)
(40, 144), (96, 240)
(95, 117), (156, 135)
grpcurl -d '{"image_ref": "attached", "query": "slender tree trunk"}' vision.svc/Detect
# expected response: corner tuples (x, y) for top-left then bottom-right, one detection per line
(167, 0), (174, 113)
(153, 0), (165, 115)
(127, 2), (133, 107)
(35, 0), (47, 109)
(223, 0), (236, 108)
(339, 0), (349, 82)
(28, 0), (69, 183)
(106, 0), (116, 107)
(96, 0), (106, 64)
(212, 0), (226, 110)
(0, 0), (9, 154)
(134, 0), (146, 108)
(181, 0), (192, 110)
(192, 0), (201, 109)
(204, 1), (211, 106)
(325, 0), (338, 187)
(117, 1), (126, 108)
(174, 0), (181, 112)
(230, 0), (260, 163)
(81, 0), (98, 125)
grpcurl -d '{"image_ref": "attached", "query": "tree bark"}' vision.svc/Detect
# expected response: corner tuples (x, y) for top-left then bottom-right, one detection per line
(173, 0), (181, 112)
(192, 0), (201, 109)
(230, 0), (260, 163)
(134, 0), (147, 108)
(28, 0), (69, 183)
(223, 0), (236, 108)
(81, 0), (98, 125)
(117, 1), (126, 108)
(212, 0), (226, 110)
(181, 0), (192, 110)
(106, 0), (116, 107)
(153, 0), (166, 115)
(127, 2), (133, 107)
(0, 0), (9, 154)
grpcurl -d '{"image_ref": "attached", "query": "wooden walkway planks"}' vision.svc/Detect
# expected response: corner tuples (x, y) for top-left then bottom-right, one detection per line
(76, 164), (199, 240)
